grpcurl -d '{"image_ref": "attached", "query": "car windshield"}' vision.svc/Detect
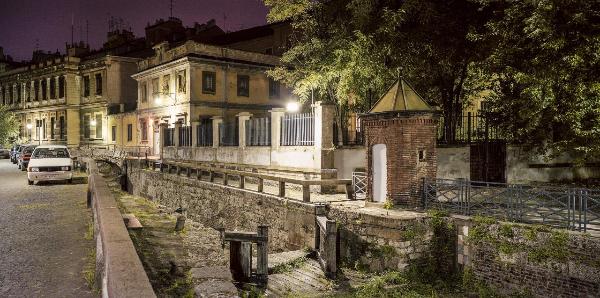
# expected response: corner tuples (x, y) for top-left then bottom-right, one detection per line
(32, 148), (70, 159)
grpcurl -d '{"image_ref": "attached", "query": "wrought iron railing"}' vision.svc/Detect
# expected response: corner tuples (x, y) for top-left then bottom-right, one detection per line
(281, 113), (314, 146)
(163, 127), (174, 147)
(178, 126), (192, 147)
(219, 121), (239, 147)
(352, 171), (367, 199)
(423, 178), (600, 233)
(437, 112), (501, 144)
(246, 117), (271, 146)
(196, 119), (213, 147)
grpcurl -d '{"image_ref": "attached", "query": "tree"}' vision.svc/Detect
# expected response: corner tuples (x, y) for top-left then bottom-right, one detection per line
(479, 0), (600, 159)
(264, 0), (491, 142)
(0, 105), (19, 147)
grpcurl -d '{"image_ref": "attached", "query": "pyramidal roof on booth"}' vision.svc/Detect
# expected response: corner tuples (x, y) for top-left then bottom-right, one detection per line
(368, 78), (434, 113)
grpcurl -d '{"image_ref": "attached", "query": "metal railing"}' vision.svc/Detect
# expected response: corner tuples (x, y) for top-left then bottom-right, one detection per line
(196, 119), (213, 147)
(178, 126), (192, 147)
(246, 117), (271, 146)
(219, 121), (239, 147)
(423, 178), (600, 233)
(281, 113), (314, 146)
(163, 127), (174, 147)
(437, 112), (500, 144)
(352, 171), (367, 199)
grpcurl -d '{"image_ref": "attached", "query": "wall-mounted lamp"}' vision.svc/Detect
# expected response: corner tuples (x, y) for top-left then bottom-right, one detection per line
(26, 123), (33, 130)
(90, 119), (97, 126)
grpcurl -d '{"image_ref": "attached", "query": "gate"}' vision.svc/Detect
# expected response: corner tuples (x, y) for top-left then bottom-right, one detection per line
(470, 141), (506, 183)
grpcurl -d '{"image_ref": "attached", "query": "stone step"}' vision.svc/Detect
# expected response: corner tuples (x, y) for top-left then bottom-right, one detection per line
(122, 213), (143, 229)
(266, 258), (331, 296)
(252, 249), (309, 273)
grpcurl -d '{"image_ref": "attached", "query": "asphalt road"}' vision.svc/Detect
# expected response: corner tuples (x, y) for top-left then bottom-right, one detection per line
(0, 159), (95, 297)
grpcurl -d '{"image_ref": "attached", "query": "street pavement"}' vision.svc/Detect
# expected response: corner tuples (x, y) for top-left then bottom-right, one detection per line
(0, 159), (95, 297)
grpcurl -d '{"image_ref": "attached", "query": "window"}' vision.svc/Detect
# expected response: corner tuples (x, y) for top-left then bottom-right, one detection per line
(95, 73), (102, 95)
(50, 78), (56, 99)
(269, 78), (280, 98)
(162, 74), (170, 93)
(83, 75), (90, 97)
(418, 150), (426, 162)
(151, 78), (159, 97)
(50, 117), (55, 139)
(41, 79), (47, 100)
(202, 71), (216, 94)
(34, 81), (39, 101)
(177, 70), (186, 93)
(40, 119), (46, 140)
(237, 75), (249, 97)
(141, 83), (147, 103)
(95, 114), (102, 139)
(127, 124), (133, 142)
(58, 76), (65, 98)
(480, 100), (490, 112)
(83, 115), (90, 138)
(111, 126), (116, 142)
(141, 121), (148, 141)
(59, 116), (65, 139)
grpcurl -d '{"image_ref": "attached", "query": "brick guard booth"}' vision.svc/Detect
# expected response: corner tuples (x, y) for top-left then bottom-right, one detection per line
(359, 78), (438, 207)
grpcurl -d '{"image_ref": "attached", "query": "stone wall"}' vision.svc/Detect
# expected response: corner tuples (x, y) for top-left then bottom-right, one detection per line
(126, 161), (319, 252)
(455, 216), (600, 297)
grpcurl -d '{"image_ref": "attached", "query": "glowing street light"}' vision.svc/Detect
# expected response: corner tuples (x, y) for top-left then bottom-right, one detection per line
(26, 123), (33, 130)
(90, 119), (97, 126)
(286, 101), (300, 113)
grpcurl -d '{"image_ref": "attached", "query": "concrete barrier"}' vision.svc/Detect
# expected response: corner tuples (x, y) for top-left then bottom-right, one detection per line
(84, 158), (156, 298)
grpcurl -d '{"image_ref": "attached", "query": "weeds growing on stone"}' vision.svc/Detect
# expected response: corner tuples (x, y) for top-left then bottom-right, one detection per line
(84, 220), (94, 240)
(82, 248), (98, 294)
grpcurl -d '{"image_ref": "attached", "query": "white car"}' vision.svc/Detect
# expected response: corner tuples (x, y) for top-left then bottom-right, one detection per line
(27, 145), (74, 185)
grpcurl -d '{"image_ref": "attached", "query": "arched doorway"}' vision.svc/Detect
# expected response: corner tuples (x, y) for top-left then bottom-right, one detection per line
(372, 144), (387, 203)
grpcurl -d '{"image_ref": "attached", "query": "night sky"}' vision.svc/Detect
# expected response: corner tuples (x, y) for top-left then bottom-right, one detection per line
(0, 0), (269, 61)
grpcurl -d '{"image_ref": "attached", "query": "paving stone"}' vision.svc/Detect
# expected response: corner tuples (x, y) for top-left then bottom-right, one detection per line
(194, 280), (239, 298)
(191, 266), (233, 282)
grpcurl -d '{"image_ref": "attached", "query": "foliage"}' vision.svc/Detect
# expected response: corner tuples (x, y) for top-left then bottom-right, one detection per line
(479, 0), (600, 159)
(263, 0), (492, 141)
(0, 105), (20, 147)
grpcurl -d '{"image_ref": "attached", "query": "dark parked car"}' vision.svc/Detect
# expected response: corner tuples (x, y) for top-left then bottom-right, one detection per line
(0, 148), (9, 159)
(18, 145), (37, 171)
(10, 144), (22, 163)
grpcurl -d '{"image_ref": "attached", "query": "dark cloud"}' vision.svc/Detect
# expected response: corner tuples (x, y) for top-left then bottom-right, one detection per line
(0, 0), (269, 61)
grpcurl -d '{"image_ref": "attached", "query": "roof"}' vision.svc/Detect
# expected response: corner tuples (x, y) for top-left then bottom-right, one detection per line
(33, 145), (68, 149)
(209, 21), (288, 45)
(368, 78), (434, 113)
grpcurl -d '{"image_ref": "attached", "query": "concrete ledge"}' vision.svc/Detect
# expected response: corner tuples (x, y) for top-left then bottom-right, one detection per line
(84, 158), (156, 298)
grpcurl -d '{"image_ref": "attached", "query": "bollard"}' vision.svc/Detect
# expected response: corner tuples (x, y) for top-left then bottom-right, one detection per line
(175, 215), (186, 232)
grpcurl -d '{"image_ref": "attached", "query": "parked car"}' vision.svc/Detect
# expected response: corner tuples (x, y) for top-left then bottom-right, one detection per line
(10, 144), (22, 163)
(0, 147), (9, 159)
(17, 145), (37, 171)
(27, 145), (73, 185)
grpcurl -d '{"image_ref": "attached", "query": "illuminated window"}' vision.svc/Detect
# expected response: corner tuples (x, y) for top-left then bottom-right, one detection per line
(177, 70), (186, 93)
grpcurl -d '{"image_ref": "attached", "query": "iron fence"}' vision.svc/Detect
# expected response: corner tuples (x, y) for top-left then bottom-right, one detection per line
(281, 113), (314, 146)
(352, 171), (367, 199)
(437, 112), (500, 144)
(178, 126), (192, 147)
(423, 178), (600, 233)
(163, 127), (174, 147)
(196, 119), (213, 147)
(219, 120), (239, 147)
(246, 117), (271, 146)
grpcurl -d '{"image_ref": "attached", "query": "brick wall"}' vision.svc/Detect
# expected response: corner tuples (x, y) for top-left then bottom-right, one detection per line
(362, 112), (437, 207)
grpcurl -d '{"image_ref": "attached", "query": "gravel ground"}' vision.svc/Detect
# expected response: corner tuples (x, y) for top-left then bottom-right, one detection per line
(0, 159), (95, 298)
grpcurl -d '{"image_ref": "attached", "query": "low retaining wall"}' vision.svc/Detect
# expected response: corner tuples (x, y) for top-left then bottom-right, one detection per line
(126, 160), (320, 251)
(455, 216), (600, 297)
(85, 158), (155, 298)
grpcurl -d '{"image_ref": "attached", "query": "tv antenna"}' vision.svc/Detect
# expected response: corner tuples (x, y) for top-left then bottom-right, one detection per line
(169, 0), (174, 17)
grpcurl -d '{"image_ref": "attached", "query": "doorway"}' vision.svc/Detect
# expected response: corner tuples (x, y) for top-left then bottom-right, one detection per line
(153, 131), (160, 156)
(372, 144), (387, 203)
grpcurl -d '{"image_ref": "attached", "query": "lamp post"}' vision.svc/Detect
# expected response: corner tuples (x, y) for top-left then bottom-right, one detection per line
(26, 123), (32, 142)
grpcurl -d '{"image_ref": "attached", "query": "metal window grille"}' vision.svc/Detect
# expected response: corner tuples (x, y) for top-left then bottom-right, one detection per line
(178, 126), (192, 147)
(281, 113), (314, 146)
(196, 119), (213, 147)
(245, 117), (271, 146)
(219, 120), (239, 146)
(352, 171), (367, 199)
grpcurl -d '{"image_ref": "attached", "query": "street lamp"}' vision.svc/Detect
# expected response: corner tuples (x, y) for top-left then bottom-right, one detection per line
(26, 123), (32, 142)
(286, 101), (300, 113)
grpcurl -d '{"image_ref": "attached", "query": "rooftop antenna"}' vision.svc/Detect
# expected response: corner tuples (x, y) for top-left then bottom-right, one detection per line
(169, 0), (174, 17)
(223, 13), (227, 31)
(86, 20), (89, 45)
(35, 39), (39, 51)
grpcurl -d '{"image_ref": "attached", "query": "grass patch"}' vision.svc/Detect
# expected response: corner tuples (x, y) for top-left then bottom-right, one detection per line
(82, 248), (99, 294)
(272, 256), (308, 274)
(84, 220), (94, 240)
(17, 203), (49, 210)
